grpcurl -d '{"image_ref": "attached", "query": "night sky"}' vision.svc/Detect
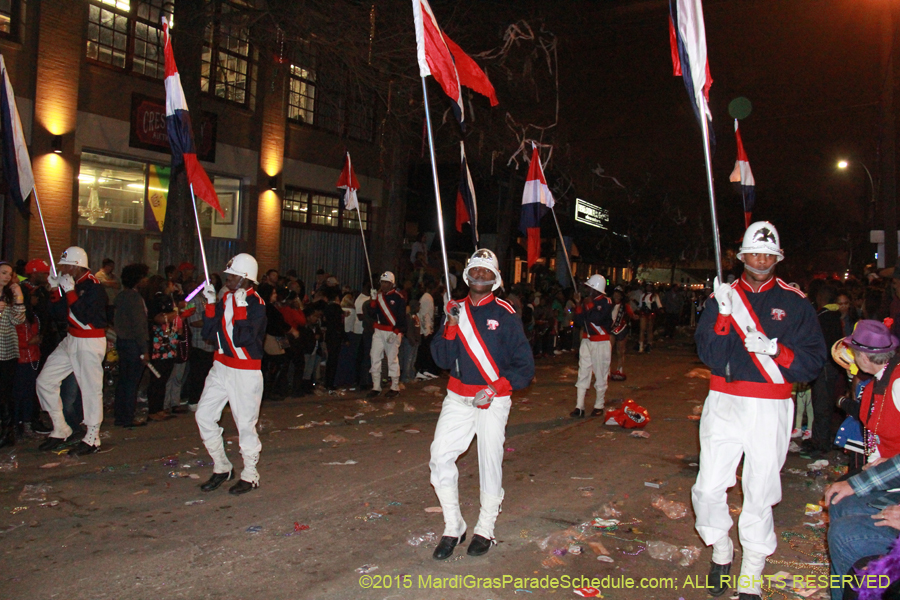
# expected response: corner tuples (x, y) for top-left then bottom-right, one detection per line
(552, 0), (887, 274)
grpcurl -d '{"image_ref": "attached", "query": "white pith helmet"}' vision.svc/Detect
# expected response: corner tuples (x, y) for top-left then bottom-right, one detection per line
(463, 248), (502, 292)
(224, 253), (259, 284)
(585, 274), (606, 294)
(380, 271), (395, 284)
(58, 246), (89, 269)
(737, 221), (784, 262)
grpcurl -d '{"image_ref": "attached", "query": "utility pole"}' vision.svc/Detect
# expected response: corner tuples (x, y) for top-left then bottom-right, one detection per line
(880, 1), (899, 270)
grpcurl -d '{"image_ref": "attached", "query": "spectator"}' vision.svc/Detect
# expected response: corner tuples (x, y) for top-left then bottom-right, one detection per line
(416, 282), (440, 379)
(146, 275), (180, 422)
(321, 286), (345, 392)
(13, 286), (41, 436)
(400, 297), (421, 384)
(802, 282), (844, 459)
(184, 277), (217, 411)
(113, 264), (150, 427)
(637, 283), (662, 353)
(410, 232), (428, 267)
(0, 261), (26, 448)
(825, 454), (900, 600)
(276, 288), (307, 396)
(96, 258), (121, 302)
(260, 283), (290, 401)
(664, 283), (684, 338)
(264, 269), (280, 287)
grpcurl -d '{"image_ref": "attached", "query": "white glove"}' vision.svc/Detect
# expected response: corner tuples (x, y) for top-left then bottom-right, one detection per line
(234, 288), (248, 308)
(370, 289), (378, 300)
(48, 274), (60, 289)
(745, 328), (779, 356)
(713, 277), (733, 316)
(387, 332), (398, 344)
(473, 385), (497, 409)
(203, 282), (217, 305)
(59, 274), (75, 293)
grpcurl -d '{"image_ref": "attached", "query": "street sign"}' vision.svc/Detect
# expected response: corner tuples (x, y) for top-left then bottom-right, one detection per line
(575, 198), (608, 230)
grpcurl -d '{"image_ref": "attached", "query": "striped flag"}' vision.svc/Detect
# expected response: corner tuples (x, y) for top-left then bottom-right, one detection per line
(729, 119), (756, 228)
(519, 145), (554, 268)
(161, 18), (223, 217)
(412, 0), (498, 127)
(0, 54), (34, 212)
(336, 152), (360, 211)
(669, 0), (713, 130)
(455, 141), (479, 250)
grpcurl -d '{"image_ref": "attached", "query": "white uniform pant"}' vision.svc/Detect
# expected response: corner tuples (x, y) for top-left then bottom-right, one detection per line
(370, 329), (400, 390)
(430, 390), (511, 536)
(37, 336), (106, 442)
(195, 362), (264, 484)
(575, 339), (611, 409)
(691, 390), (793, 556)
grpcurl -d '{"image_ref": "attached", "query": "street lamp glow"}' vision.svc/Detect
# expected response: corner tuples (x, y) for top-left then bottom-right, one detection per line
(837, 160), (849, 169)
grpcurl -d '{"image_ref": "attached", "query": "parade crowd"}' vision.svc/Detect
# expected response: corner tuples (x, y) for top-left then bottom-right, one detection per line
(6, 221), (900, 599)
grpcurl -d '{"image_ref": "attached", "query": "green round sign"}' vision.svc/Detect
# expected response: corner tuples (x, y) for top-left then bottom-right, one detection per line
(728, 97), (752, 120)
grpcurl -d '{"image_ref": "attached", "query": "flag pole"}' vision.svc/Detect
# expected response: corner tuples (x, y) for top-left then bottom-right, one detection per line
(421, 78), (453, 305)
(700, 103), (724, 284)
(356, 205), (375, 290)
(189, 183), (211, 286)
(31, 188), (57, 277)
(549, 206), (578, 291)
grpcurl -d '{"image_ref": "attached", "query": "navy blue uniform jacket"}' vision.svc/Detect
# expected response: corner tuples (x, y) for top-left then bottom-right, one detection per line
(432, 294), (535, 397)
(202, 288), (266, 370)
(695, 275), (826, 398)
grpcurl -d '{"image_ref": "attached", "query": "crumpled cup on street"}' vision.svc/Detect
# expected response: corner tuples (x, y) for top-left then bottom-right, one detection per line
(651, 495), (689, 519)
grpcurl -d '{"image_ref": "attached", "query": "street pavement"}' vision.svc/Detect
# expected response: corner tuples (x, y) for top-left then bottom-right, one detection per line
(0, 335), (834, 600)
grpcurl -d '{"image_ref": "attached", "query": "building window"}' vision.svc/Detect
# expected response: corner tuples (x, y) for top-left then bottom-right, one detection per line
(282, 187), (368, 232)
(287, 41), (316, 125)
(86, 0), (172, 78)
(0, 0), (20, 37)
(202, 0), (255, 106)
(287, 43), (374, 142)
(78, 151), (243, 240)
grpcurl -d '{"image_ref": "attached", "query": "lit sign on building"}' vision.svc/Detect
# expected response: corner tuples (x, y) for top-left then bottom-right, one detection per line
(575, 198), (609, 230)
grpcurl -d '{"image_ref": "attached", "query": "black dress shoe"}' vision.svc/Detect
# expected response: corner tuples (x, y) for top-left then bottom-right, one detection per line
(200, 470), (234, 492)
(590, 408), (605, 417)
(68, 441), (100, 456)
(383, 390), (400, 399)
(467, 534), (493, 556)
(708, 562), (731, 597)
(433, 532), (466, 560)
(39, 433), (75, 452)
(229, 479), (258, 495)
(366, 389), (381, 398)
(570, 408), (585, 418)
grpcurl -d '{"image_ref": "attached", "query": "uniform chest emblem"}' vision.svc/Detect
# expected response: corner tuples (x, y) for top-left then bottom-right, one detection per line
(486, 319), (499, 330)
(771, 308), (786, 321)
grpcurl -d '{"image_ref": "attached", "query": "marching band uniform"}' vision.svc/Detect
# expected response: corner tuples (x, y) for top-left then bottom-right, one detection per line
(693, 222), (826, 598)
(367, 271), (407, 397)
(37, 247), (108, 455)
(195, 254), (267, 495)
(429, 249), (534, 560)
(571, 274), (613, 417)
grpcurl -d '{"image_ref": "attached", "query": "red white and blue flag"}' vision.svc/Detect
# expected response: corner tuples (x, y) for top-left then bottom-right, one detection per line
(161, 17), (223, 217)
(669, 0), (713, 132)
(412, 0), (498, 127)
(455, 141), (479, 250)
(729, 119), (756, 228)
(0, 54), (34, 213)
(519, 145), (554, 268)
(336, 152), (360, 211)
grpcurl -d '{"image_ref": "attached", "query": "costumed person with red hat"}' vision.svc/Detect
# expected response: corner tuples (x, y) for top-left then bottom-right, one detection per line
(824, 320), (900, 600)
(36, 246), (110, 456)
(569, 274), (613, 418)
(692, 222), (826, 599)
(195, 253), (267, 495)
(366, 270), (406, 398)
(429, 249), (534, 560)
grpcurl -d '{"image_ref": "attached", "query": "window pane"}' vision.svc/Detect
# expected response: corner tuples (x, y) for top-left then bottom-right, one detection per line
(78, 152), (146, 229)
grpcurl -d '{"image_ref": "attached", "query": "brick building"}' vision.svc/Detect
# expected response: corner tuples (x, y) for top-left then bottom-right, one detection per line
(0, 0), (385, 289)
